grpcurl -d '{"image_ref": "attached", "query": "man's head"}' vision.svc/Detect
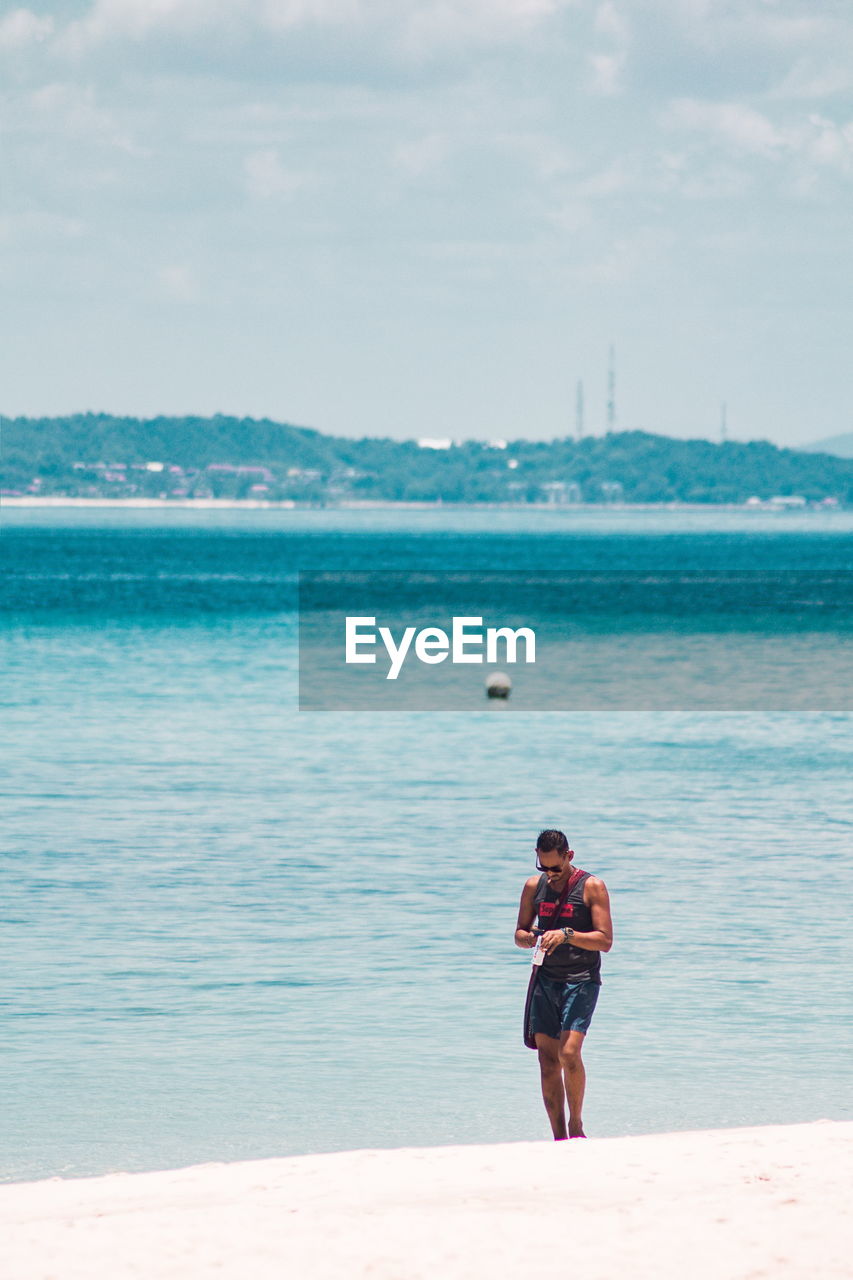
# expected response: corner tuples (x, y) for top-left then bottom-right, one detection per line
(535, 829), (573, 883)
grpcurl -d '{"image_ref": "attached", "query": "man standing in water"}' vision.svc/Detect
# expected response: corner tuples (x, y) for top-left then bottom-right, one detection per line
(515, 830), (613, 1140)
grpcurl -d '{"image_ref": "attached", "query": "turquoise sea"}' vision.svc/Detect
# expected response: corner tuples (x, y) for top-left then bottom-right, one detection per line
(2, 508), (852, 1182)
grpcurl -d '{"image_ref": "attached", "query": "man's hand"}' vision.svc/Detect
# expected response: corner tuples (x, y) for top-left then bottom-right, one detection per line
(540, 930), (568, 954)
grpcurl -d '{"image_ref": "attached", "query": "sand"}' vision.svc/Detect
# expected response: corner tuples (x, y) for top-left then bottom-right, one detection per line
(1, 1122), (850, 1279)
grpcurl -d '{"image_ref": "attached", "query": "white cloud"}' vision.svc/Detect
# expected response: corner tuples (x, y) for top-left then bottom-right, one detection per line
(656, 150), (749, 200)
(665, 100), (785, 156)
(720, 11), (823, 52)
(399, 0), (567, 53)
(244, 148), (306, 199)
(496, 132), (573, 180)
(64, 0), (233, 49)
(393, 133), (447, 180)
(543, 198), (590, 234)
(587, 51), (625, 96)
(0, 8), (54, 51)
(0, 211), (85, 243)
(58, 0), (569, 57)
(587, 1), (628, 96)
(258, 0), (373, 32)
(541, 161), (633, 235)
(665, 98), (853, 178)
(800, 114), (853, 173)
(772, 59), (853, 101)
(649, 0), (824, 51)
(21, 81), (139, 151)
(576, 161), (630, 198)
(575, 227), (669, 284)
(594, 1), (627, 43)
(156, 264), (198, 302)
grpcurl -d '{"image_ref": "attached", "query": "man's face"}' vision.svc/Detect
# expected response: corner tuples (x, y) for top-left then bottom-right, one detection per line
(536, 849), (567, 884)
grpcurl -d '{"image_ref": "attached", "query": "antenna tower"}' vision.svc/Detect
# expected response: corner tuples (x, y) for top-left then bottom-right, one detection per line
(575, 380), (584, 440)
(606, 345), (616, 432)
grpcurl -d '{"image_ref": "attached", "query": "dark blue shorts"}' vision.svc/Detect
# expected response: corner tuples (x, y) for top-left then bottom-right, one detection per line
(530, 974), (600, 1039)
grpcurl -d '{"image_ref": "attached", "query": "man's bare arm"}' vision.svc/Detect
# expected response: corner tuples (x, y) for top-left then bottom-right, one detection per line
(514, 875), (541, 949)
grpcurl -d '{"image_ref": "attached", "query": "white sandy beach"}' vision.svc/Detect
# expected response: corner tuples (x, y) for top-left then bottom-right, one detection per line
(2, 1122), (850, 1279)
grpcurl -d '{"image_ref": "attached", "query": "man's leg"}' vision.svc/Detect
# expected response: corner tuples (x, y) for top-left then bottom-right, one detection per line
(559, 1030), (587, 1138)
(534, 1034), (567, 1140)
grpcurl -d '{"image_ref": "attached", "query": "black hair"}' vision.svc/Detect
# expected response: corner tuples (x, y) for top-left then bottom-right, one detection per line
(536, 829), (569, 854)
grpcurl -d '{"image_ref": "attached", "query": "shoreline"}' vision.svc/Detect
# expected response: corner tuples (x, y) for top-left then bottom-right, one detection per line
(0, 496), (838, 512)
(2, 1122), (850, 1278)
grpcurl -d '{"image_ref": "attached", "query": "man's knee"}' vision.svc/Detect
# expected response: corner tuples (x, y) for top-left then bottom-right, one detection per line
(559, 1039), (584, 1071)
(536, 1037), (561, 1075)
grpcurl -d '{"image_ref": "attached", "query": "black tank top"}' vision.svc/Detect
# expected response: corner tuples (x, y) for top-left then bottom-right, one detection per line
(535, 870), (602, 984)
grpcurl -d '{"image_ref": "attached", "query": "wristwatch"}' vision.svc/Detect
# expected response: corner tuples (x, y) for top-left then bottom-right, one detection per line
(562, 927), (574, 942)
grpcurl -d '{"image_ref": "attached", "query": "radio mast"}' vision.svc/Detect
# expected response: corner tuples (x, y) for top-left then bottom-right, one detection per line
(606, 345), (616, 433)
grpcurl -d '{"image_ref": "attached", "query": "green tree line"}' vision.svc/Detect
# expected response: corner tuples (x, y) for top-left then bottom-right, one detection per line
(1, 413), (850, 504)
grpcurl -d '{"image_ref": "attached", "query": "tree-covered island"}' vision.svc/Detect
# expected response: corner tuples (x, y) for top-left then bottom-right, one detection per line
(1, 413), (850, 506)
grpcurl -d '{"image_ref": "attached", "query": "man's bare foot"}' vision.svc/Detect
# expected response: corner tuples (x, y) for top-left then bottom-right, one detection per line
(568, 1127), (586, 1138)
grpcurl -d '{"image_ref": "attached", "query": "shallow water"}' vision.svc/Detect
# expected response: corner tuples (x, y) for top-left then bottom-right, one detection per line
(2, 510), (851, 1180)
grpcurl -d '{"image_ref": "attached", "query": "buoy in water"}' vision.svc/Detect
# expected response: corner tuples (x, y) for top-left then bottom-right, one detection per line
(486, 671), (512, 700)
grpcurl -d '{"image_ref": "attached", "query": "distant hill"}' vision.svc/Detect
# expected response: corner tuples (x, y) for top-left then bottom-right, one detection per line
(799, 433), (853, 459)
(2, 414), (851, 505)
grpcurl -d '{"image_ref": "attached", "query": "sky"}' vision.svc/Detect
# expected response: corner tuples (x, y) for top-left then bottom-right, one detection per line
(1, 0), (852, 446)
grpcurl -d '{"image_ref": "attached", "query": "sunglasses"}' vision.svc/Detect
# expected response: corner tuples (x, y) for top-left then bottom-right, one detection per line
(535, 857), (565, 873)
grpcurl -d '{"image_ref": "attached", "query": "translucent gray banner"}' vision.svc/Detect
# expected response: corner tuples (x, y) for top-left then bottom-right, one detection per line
(298, 570), (852, 711)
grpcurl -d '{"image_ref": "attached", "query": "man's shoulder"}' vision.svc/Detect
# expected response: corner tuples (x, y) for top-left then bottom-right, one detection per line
(582, 873), (608, 897)
(522, 872), (543, 892)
